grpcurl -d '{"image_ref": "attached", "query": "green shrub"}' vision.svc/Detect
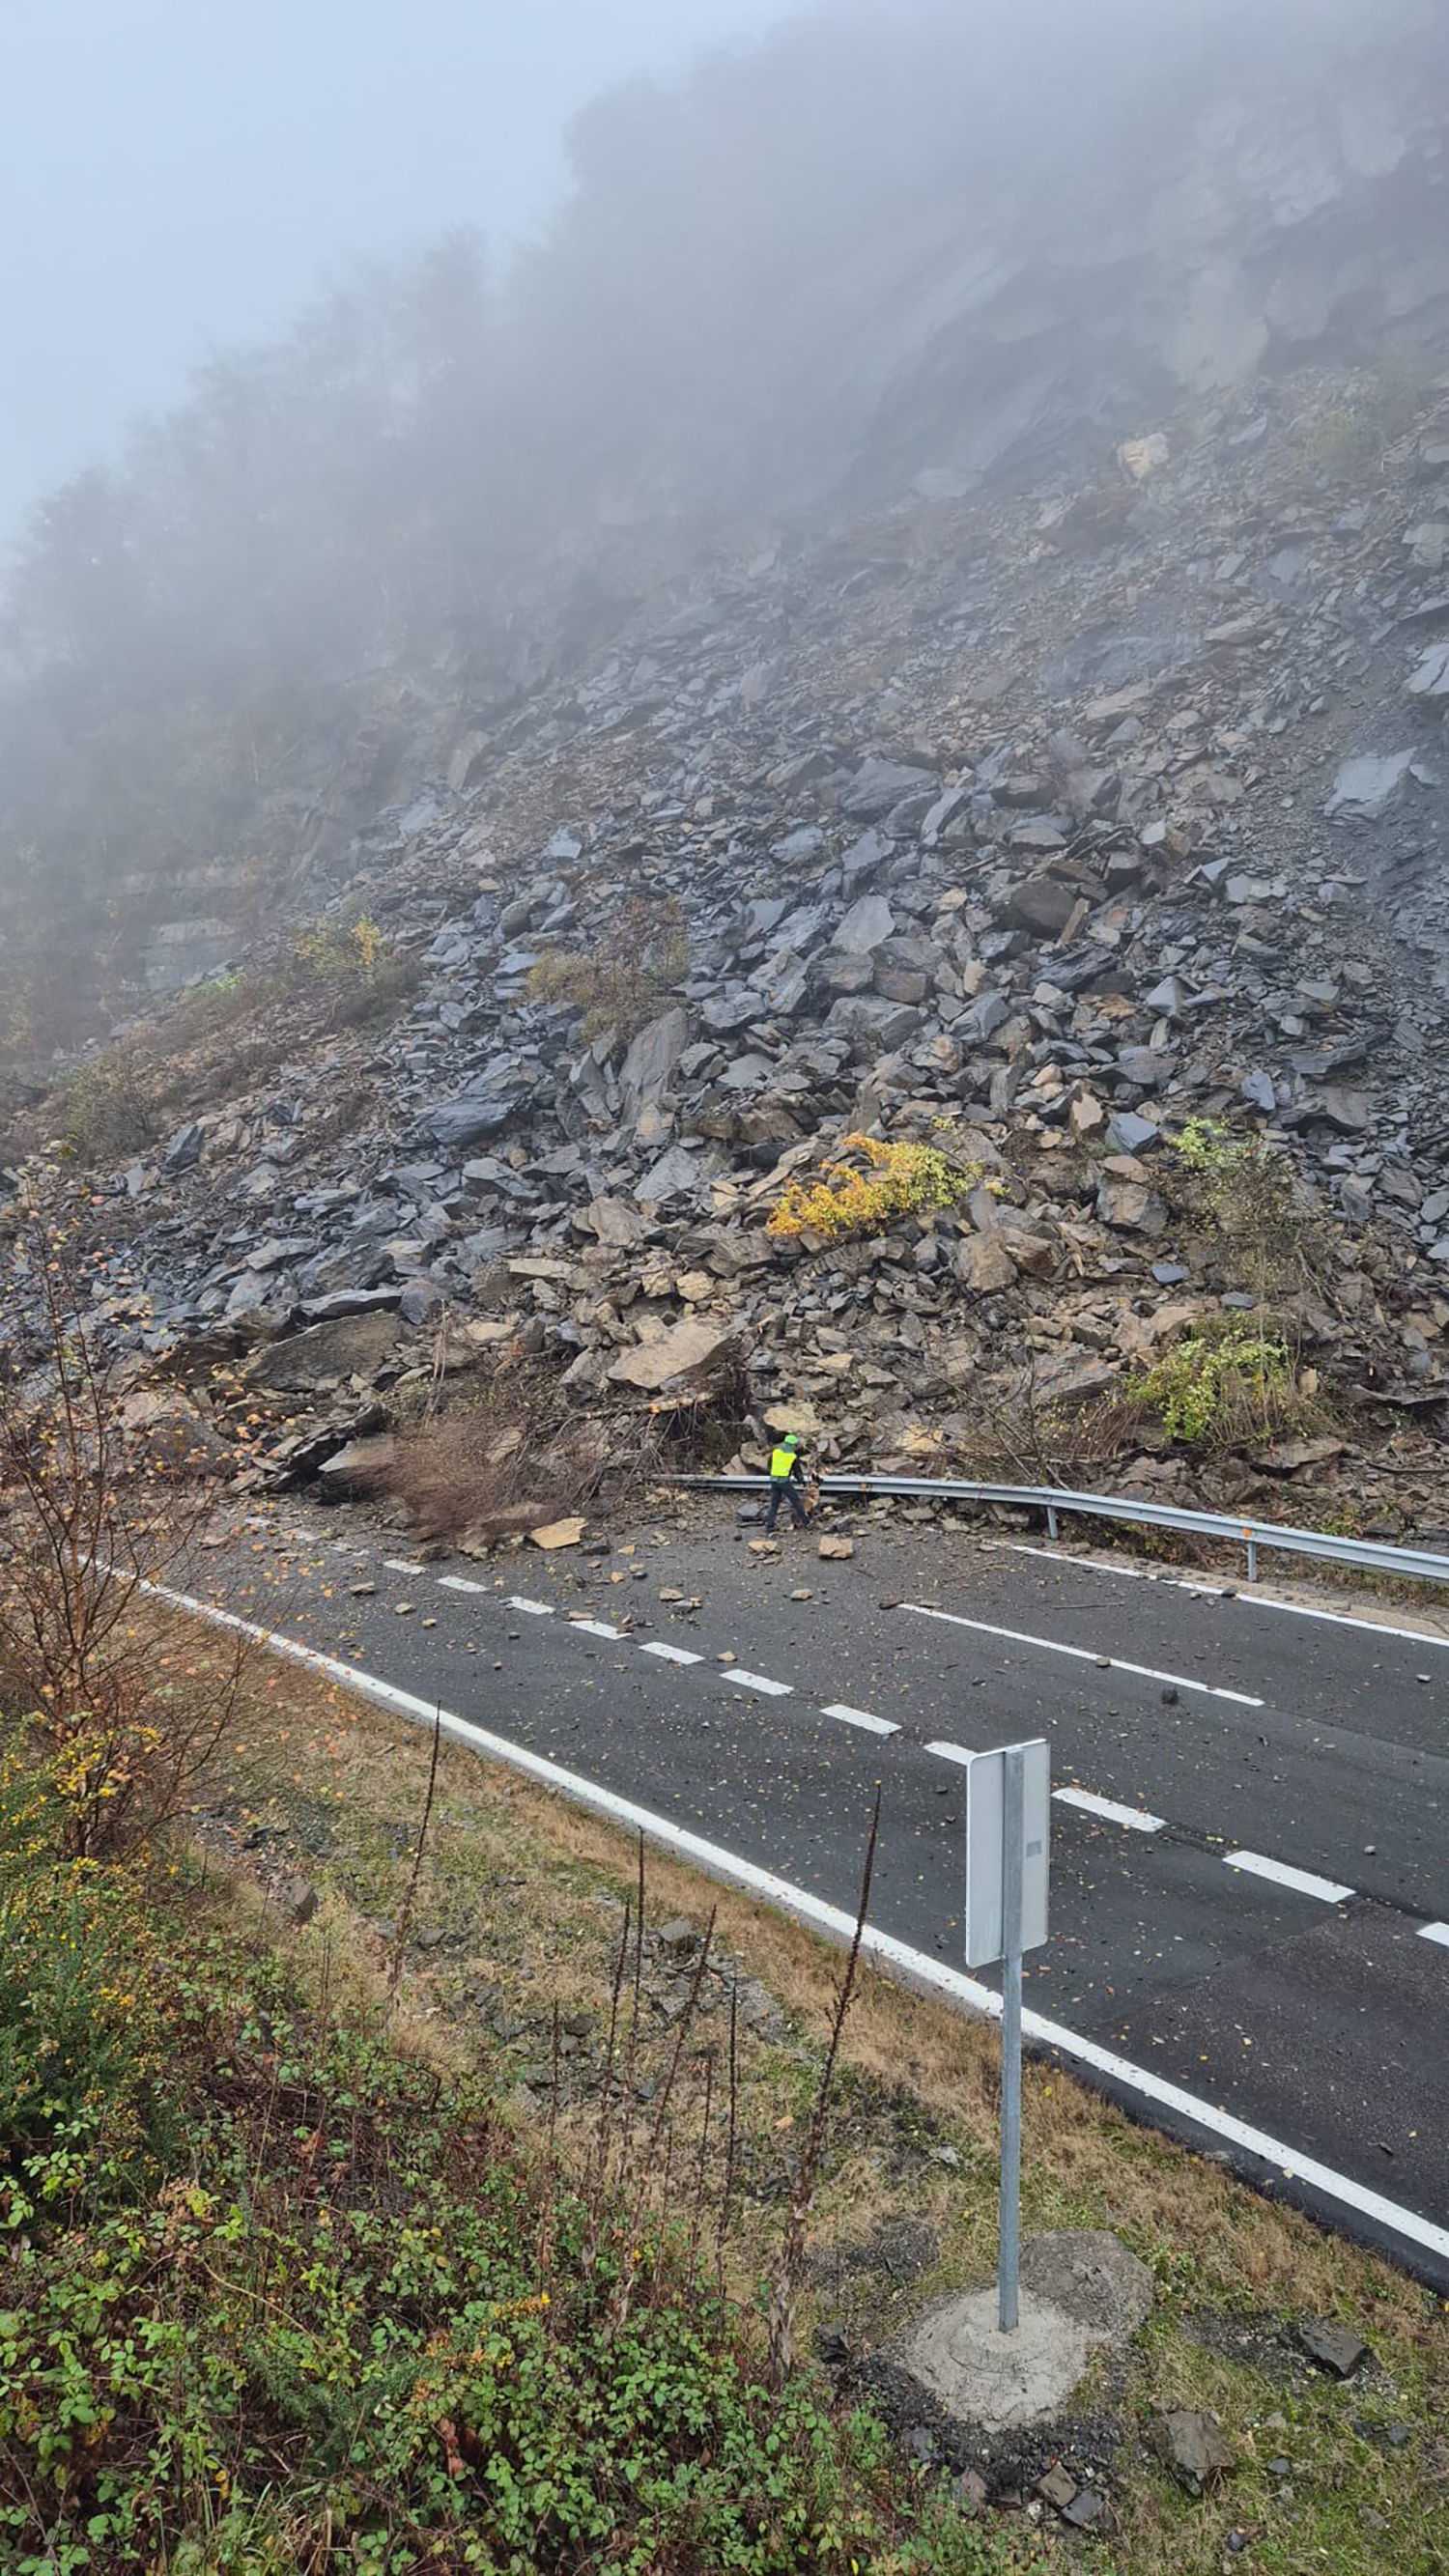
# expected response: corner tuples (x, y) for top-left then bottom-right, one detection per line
(1128, 1320), (1300, 1449)
(59, 1044), (157, 1164)
(1168, 1117), (1324, 1295)
(0, 1746), (166, 2179)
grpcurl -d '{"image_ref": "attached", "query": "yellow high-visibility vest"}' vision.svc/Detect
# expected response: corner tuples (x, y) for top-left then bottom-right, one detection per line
(769, 1446), (799, 1481)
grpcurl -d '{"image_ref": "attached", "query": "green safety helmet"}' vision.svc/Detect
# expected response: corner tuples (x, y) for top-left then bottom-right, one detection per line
(782, 1432), (803, 1450)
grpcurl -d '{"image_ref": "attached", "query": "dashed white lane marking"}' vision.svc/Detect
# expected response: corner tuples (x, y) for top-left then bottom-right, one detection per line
(1053, 1786), (1166, 1833)
(1417, 1921), (1449, 1949)
(724, 1667), (793, 1698)
(438, 1575), (489, 1596)
(900, 1601), (1264, 1708)
(821, 1703), (899, 1737)
(569, 1618), (625, 1641)
(639, 1640), (704, 1666)
(506, 1596), (554, 1617)
(133, 1570), (1449, 2274)
(925, 1741), (973, 1769)
(1224, 1851), (1355, 1904)
(992, 1541), (1449, 1649)
(384, 1557), (425, 1574)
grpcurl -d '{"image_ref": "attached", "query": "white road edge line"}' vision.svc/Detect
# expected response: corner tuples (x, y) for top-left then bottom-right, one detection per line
(135, 1571), (1449, 2273)
(569, 1618), (625, 1641)
(925, 1740), (972, 1768)
(506, 1597), (554, 1617)
(384, 1558), (424, 1575)
(437, 1575), (488, 1596)
(724, 1668), (793, 1698)
(639, 1640), (704, 1666)
(900, 1600), (1264, 1707)
(1415, 1921), (1449, 1948)
(1053, 1786), (1166, 1833)
(821, 1703), (899, 1737)
(990, 1541), (1449, 1647)
(1224, 1851), (1355, 1904)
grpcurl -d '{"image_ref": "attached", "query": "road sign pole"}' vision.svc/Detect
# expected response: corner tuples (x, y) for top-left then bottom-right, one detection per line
(999, 1744), (1025, 2334)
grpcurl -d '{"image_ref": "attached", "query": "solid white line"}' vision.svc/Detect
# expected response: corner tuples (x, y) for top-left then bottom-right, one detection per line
(989, 1540), (1449, 1646)
(899, 1601), (1264, 1707)
(569, 1618), (625, 1641)
(1224, 1851), (1355, 1904)
(821, 1703), (899, 1737)
(639, 1640), (704, 1666)
(506, 1597), (554, 1617)
(1238, 1594), (1449, 1652)
(384, 1558), (425, 1574)
(724, 1668), (793, 1698)
(1054, 1786), (1166, 1833)
(1416, 1921), (1449, 1949)
(135, 1571), (1449, 2273)
(438, 1575), (488, 1595)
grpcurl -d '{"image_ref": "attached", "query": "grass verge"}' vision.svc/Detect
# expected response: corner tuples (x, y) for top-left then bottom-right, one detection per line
(158, 1620), (1449, 2576)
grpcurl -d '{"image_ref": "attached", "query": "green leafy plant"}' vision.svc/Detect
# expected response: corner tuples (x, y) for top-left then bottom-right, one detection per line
(1128, 1320), (1300, 1449)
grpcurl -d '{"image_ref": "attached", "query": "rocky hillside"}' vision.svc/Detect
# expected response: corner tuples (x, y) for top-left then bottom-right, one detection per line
(10, 355), (1449, 1539)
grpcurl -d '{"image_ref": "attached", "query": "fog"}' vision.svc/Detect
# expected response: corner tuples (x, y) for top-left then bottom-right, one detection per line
(0, 0), (794, 532)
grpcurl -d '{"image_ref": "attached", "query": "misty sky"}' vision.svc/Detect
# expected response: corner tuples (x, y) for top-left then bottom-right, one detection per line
(0, 0), (794, 537)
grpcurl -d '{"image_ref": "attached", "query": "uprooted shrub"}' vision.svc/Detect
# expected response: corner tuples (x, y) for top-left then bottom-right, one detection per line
(768, 1133), (979, 1245)
(1126, 1319), (1311, 1452)
(363, 1358), (618, 1544)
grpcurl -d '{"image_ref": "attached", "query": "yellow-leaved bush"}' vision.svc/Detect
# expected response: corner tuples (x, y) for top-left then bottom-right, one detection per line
(767, 1133), (977, 1245)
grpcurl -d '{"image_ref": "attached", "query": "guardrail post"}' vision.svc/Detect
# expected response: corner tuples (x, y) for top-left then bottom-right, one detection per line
(1245, 1536), (1259, 1583)
(1046, 1505), (1060, 1541)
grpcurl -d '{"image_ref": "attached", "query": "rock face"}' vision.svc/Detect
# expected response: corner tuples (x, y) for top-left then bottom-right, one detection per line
(15, 122), (1449, 1528)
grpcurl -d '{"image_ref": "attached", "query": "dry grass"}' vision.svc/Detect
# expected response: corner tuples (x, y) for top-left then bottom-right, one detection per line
(172, 1611), (1448, 2574)
(366, 1365), (614, 1544)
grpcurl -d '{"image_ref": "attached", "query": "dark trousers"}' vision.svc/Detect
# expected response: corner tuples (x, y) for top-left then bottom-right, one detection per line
(765, 1478), (810, 1533)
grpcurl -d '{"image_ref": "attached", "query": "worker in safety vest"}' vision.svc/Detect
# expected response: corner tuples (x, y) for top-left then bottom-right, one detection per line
(765, 1430), (811, 1534)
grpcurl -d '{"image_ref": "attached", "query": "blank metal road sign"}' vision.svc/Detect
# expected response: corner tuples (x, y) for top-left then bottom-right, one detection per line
(962, 1738), (1050, 1969)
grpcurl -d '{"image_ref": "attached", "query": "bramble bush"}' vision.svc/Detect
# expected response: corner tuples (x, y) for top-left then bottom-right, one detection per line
(768, 1134), (979, 1246)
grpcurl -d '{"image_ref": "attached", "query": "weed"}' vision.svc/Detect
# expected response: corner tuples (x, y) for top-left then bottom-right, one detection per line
(528, 896), (689, 1047)
(59, 1041), (157, 1164)
(1167, 1116), (1326, 1297)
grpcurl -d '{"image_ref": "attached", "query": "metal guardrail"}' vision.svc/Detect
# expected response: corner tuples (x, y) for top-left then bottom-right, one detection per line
(676, 1474), (1449, 1588)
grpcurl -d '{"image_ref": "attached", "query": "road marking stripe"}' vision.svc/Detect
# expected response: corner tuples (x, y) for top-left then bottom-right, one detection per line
(821, 1703), (899, 1737)
(1224, 1851), (1354, 1904)
(384, 1557), (424, 1574)
(639, 1640), (704, 1666)
(438, 1575), (488, 1595)
(1239, 1595), (1449, 1651)
(130, 1570), (1449, 2275)
(925, 1741), (973, 1768)
(899, 1601), (1264, 1707)
(724, 1668), (792, 1698)
(1417, 1921), (1449, 1948)
(991, 1542), (1449, 1646)
(1053, 1786), (1166, 1832)
(506, 1596), (554, 1617)
(569, 1618), (625, 1640)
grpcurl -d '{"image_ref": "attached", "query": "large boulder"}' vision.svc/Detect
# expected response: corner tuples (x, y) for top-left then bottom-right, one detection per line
(608, 1319), (737, 1392)
(244, 1310), (402, 1393)
(619, 1007), (690, 1126)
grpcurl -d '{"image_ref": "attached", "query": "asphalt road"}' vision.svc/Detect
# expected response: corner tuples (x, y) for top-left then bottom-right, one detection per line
(177, 1508), (1449, 2285)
